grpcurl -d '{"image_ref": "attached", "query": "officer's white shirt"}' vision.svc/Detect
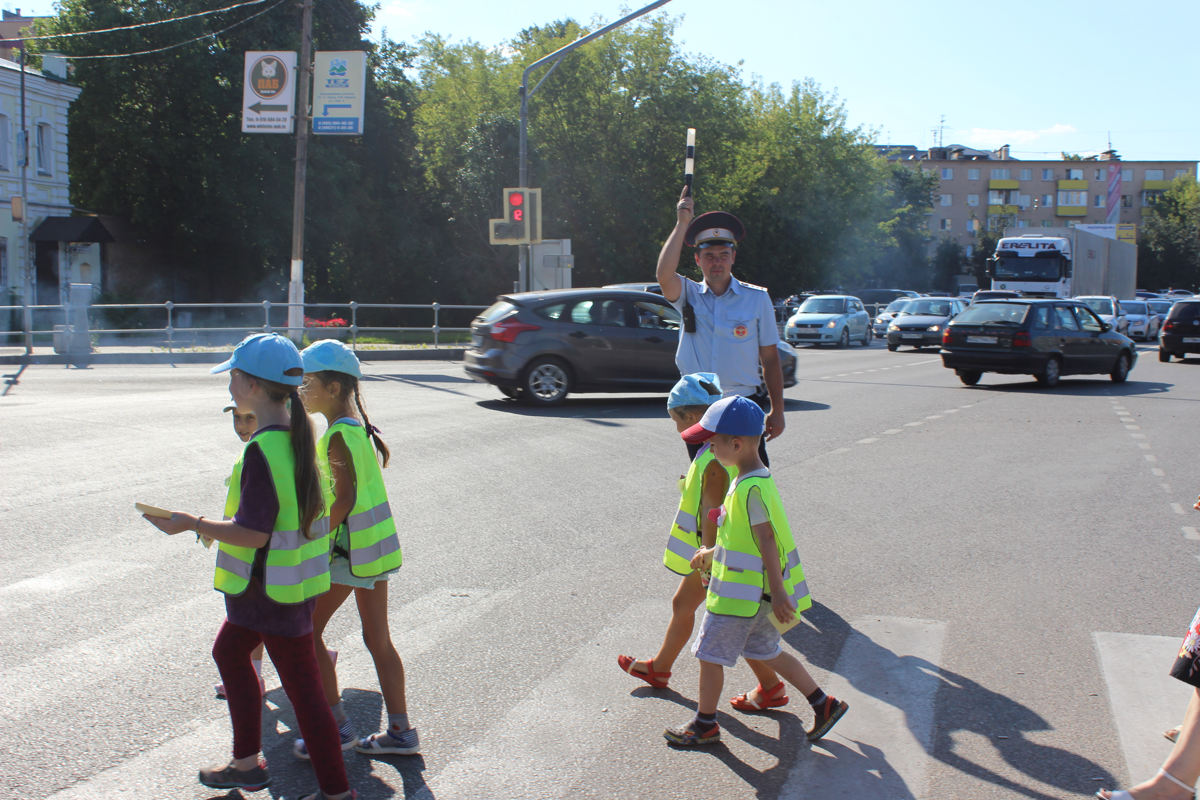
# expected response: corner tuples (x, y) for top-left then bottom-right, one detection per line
(670, 275), (779, 397)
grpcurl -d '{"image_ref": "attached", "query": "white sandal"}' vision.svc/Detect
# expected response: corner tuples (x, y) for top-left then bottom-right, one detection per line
(1096, 769), (1196, 800)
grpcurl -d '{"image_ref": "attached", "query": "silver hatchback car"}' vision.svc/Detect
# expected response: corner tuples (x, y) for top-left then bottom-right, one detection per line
(464, 287), (798, 404)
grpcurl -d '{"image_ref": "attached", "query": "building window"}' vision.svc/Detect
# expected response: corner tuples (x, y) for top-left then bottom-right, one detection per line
(1041, 219), (1055, 228)
(1019, 168), (1032, 180)
(1042, 168), (1054, 180)
(990, 168), (1011, 180)
(967, 168), (980, 180)
(940, 194), (952, 206)
(1143, 190), (1163, 206)
(1016, 219), (1029, 228)
(941, 167), (953, 180)
(1176, 169), (1191, 180)
(0, 237), (6, 291)
(1122, 169), (1132, 181)
(967, 194), (979, 207)
(988, 190), (1006, 205)
(1093, 195), (1105, 207)
(1145, 169), (1164, 181)
(1121, 194), (1133, 208)
(1057, 190), (1088, 206)
(1066, 168), (1083, 180)
(1017, 194), (1031, 209)
(966, 218), (980, 233)
(965, 244), (974, 258)
(0, 115), (9, 171)
(1095, 169), (1104, 181)
(35, 123), (51, 174)
(939, 218), (952, 230)
(1041, 193), (1054, 207)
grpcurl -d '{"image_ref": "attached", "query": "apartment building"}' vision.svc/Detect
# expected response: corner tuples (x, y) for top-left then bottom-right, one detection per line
(885, 144), (1197, 258)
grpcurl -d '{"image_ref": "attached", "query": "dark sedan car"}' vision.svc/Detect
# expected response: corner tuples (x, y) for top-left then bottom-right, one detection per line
(885, 297), (965, 350)
(940, 299), (1137, 387)
(464, 288), (798, 404)
(1158, 299), (1200, 361)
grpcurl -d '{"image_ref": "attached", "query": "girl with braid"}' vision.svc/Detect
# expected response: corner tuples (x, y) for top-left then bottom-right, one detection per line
(294, 340), (418, 758)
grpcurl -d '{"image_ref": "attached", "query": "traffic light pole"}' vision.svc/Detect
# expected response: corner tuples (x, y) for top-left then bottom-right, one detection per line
(516, 0), (672, 292)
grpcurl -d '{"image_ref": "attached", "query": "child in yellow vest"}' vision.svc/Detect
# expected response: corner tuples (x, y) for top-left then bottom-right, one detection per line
(618, 373), (783, 708)
(664, 395), (848, 746)
(143, 332), (353, 800)
(293, 339), (417, 758)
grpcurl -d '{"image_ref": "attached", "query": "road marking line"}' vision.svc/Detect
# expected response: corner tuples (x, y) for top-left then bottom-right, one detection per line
(904, 421), (925, 427)
(857, 438), (879, 445)
(1125, 425), (1141, 431)
(1183, 527), (1200, 541)
(1138, 443), (1152, 450)
(1172, 503), (1186, 515)
(1145, 454), (1158, 462)
(830, 447), (852, 456)
(779, 617), (947, 800)
(883, 429), (902, 435)
(1094, 632), (1192, 784)
(942, 409), (959, 414)
(1131, 433), (1146, 439)
(925, 415), (943, 420)
(1152, 468), (1166, 477)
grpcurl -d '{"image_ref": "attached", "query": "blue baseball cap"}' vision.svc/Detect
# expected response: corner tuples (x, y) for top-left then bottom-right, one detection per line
(301, 339), (362, 379)
(211, 333), (304, 386)
(668, 372), (723, 410)
(681, 395), (765, 443)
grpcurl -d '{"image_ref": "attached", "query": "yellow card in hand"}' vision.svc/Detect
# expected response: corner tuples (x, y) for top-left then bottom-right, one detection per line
(769, 608), (803, 634)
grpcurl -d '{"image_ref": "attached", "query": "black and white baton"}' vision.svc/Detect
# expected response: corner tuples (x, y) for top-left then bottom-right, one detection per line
(684, 128), (695, 197)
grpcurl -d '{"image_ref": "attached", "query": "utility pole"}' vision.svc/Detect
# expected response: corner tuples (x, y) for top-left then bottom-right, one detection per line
(16, 42), (28, 353)
(287, 0), (313, 342)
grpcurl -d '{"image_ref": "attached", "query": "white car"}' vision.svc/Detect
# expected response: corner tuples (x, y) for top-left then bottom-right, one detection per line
(1074, 296), (1129, 335)
(1119, 300), (1158, 341)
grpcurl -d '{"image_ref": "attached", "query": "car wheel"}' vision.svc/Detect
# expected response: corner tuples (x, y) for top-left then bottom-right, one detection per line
(957, 370), (981, 386)
(521, 357), (571, 405)
(499, 386), (525, 400)
(1035, 356), (1061, 387)
(861, 327), (872, 346)
(887, 342), (898, 352)
(839, 328), (850, 348)
(1111, 352), (1131, 383)
(1160, 348), (1171, 363)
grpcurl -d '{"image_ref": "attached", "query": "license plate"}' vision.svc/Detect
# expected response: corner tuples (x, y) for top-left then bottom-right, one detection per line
(966, 335), (997, 344)
(1184, 337), (1200, 343)
(901, 333), (922, 340)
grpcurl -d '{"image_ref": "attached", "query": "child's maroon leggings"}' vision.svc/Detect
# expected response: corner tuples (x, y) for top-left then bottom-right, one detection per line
(213, 620), (349, 795)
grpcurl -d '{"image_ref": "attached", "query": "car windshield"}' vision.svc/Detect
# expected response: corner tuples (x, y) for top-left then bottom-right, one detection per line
(993, 254), (1066, 281)
(798, 297), (847, 314)
(1080, 298), (1115, 316)
(902, 299), (954, 316)
(1148, 301), (1172, 314)
(1120, 301), (1147, 315)
(954, 302), (1029, 325)
(883, 299), (911, 313)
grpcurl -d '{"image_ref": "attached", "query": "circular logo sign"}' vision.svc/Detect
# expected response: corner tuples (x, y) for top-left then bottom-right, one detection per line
(250, 56), (288, 100)
(733, 324), (748, 338)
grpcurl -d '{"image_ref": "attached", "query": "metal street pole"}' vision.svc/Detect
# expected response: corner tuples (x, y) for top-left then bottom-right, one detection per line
(287, 0), (313, 343)
(17, 41), (28, 353)
(516, 0), (673, 292)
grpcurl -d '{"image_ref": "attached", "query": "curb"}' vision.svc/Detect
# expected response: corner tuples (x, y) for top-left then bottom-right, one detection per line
(0, 348), (467, 366)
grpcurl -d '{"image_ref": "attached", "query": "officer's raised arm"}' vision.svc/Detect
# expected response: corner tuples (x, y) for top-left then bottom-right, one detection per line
(656, 186), (694, 304)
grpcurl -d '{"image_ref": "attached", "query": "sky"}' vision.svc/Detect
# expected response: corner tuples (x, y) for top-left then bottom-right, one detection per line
(7, 0), (1198, 163)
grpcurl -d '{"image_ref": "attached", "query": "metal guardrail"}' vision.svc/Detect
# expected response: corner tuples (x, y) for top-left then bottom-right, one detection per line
(0, 300), (488, 354)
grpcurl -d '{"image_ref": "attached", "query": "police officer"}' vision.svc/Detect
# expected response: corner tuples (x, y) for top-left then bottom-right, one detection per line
(655, 187), (785, 461)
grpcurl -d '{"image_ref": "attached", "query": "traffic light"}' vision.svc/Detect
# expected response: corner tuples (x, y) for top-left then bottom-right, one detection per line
(489, 188), (542, 245)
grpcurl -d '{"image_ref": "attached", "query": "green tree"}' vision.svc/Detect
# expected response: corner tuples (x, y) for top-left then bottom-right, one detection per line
(931, 237), (964, 293)
(1139, 176), (1200, 291)
(864, 163), (936, 290)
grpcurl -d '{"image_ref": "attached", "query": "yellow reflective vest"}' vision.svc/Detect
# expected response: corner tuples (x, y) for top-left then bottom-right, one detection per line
(319, 420), (402, 578)
(706, 474), (811, 618)
(663, 444), (733, 575)
(213, 430), (332, 604)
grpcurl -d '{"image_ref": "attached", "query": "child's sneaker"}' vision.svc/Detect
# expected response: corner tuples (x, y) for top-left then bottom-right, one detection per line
(807, 696), (849, 742)
(355, 727), (420, 755)
(294, 719), (357, 760)
(198, 759), (270, 791)
(663, 719), (721, 746)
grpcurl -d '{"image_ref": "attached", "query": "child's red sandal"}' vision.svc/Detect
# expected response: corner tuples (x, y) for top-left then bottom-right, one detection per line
(729, 681), (789, 712)
(617, 654), (671, 689)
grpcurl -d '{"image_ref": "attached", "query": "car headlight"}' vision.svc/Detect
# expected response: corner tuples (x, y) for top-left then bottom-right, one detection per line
(927, 324), (941, 332)
(888, 323), (899, 332)
(826, 319), (839, 328)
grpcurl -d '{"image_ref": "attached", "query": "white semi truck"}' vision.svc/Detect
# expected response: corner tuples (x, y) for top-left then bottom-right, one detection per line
(988, 227), (1136, 299)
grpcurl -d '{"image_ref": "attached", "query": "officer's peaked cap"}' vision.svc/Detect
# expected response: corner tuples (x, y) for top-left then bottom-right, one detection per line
(684, 211), (746, 248)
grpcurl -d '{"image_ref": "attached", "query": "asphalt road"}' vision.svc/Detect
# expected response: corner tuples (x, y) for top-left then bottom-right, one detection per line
(3, 339), (1199, 800)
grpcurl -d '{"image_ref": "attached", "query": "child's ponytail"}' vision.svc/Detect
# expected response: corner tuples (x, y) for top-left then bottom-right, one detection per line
(288, 388), (324, 538)
(353, 384), (390, 468)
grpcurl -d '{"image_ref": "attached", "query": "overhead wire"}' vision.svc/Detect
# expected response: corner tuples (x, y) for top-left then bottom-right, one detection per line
(19, 0), (271, 42)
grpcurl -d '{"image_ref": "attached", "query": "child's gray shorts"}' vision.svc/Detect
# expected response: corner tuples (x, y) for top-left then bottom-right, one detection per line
(692, 604), (782, 667)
